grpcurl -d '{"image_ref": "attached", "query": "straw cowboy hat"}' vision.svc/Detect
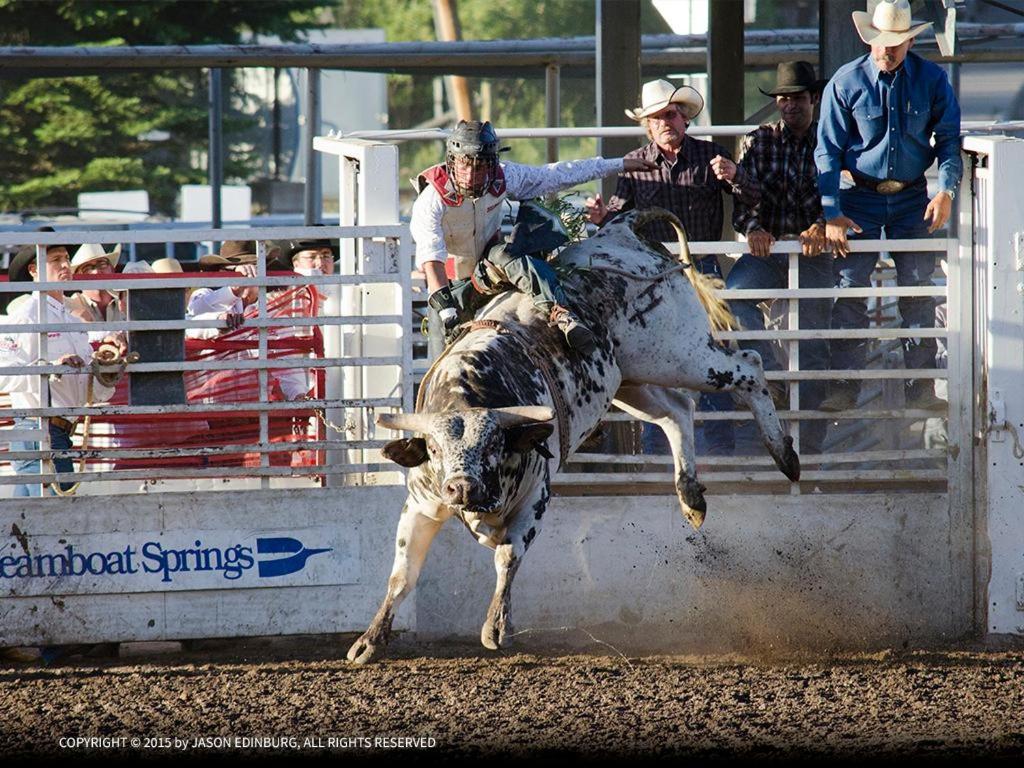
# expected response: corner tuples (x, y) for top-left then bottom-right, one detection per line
(853, 0), (931, 47)
(625, 79), (704, 122)
(198, 239), (258, 268)
(71, 242), (122, 273)
(758, 61), (827, 97)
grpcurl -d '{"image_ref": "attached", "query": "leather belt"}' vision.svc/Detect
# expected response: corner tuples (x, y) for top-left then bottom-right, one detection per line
(850, 173), (925, 195)
(49, 416), (77, 434)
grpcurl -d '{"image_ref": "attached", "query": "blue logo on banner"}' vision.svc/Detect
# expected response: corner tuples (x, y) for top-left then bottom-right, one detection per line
(255, 537), (332, 578)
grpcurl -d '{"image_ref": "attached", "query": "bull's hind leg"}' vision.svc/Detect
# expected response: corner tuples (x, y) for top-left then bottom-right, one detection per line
(613, 384), (706, 529)
(347, 500), (444, 665)
(481, 471), (550, 650)
(689, 342), (800, 482)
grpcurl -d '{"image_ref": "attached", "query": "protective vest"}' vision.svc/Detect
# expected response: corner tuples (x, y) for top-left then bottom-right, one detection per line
(417, 164), (507, 279)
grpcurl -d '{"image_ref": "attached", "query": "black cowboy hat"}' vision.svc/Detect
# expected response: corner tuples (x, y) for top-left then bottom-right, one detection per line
(285, 237), (338, 260)
(758, 61), (827, 97)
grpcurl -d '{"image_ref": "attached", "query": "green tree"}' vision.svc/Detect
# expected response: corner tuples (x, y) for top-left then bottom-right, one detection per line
(0, 0), (330, 215)
(332, 0), (671, 196)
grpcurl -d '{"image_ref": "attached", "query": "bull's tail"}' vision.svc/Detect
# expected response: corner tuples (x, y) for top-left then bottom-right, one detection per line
(630, 208), (737, 334)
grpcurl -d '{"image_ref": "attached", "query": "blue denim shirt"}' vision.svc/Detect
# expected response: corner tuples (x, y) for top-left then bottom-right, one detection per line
(815, 51), (962, 220)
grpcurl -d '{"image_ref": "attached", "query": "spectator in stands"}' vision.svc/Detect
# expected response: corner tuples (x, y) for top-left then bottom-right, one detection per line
(187, 240), (310, 402)
(584, 78), (760, 455)
(0, 244), (124, 496)
(706, 62), (833, 456)
(279, 238), (337, 278)
(189, 240), (260, 333)
(65, 243), (124, 324)
(815, 0), (961, 413)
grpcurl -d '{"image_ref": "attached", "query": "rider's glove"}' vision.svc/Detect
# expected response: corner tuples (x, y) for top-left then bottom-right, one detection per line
(428, 285), (461, 333)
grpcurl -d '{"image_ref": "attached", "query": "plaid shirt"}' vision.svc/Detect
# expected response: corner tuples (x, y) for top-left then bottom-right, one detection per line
(733, 120), (824, 237)
(604, 137), (759, 244)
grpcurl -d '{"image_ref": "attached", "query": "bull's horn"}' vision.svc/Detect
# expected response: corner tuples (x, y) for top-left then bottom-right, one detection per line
(491, 406), (555, 428)
(376, 411), (434, 434)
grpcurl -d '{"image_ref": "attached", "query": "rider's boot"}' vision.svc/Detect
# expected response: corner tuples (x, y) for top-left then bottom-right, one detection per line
(549, 304), (597, 355)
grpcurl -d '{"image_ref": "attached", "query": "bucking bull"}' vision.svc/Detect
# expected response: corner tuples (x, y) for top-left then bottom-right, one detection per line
(347, 208), (799, 664)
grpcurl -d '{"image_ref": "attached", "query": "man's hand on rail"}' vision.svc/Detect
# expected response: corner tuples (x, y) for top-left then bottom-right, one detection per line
(219, 311), (245, 331)
(825, 215), (863, 258)
(799, 222), (827, 257)
(924, 190), (953, 233)
(746, 229), (775, 259)
(232, 264), (258, 278)
(56, 354), (85, 369)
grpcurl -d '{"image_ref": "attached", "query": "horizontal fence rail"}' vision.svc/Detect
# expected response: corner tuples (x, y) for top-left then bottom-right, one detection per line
(1, 219), (961, 497)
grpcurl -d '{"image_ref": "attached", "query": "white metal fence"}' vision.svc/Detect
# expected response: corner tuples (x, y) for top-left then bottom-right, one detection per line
(1, 223), (965, 498)
(0, 225), (410, 497)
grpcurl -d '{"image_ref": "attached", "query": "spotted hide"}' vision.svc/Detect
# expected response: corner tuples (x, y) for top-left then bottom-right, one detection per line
(347, 208), (800, 664)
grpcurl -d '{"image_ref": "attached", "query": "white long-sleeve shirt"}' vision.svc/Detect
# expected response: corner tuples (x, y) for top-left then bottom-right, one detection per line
(410, 157), (623, 270)
(185, 287), (309, 401)
(0, 293), (115, 410)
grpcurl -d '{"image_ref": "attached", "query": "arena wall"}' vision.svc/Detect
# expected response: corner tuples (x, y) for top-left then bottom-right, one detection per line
(0, 487), (969, 652)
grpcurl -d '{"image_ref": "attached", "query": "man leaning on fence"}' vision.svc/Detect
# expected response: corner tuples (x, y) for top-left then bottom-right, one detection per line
(815, 0), (962, 413)
(0, 244), (124, 496)
(585, 79), (760, 455)
(706, 62), (834, 456)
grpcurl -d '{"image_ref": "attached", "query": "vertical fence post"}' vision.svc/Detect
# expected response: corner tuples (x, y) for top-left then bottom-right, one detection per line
(304, 68), (322, 226)
(208, 68), (224, 232)
(545, 64), (560, 165)
(256, 240), (270, 489)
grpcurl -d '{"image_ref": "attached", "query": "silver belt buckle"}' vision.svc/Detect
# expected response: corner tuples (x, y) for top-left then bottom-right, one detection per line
(876, 179), (906, 194)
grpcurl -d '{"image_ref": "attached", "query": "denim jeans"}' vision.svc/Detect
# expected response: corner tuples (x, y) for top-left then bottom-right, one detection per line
(10, 417), (75, 497)
(701, 250), (835, 455)
(830, 184), (937, 395)
(642, 255), (723, 455)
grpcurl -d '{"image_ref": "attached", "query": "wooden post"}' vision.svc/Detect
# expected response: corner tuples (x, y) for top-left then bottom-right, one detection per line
(819, 0), (865, 80)
(433, 0), (473, 121)
(596, 0), (641, 200)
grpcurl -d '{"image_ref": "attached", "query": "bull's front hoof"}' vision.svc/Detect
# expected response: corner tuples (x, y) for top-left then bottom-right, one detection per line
(781, 435), (801, 482)
(346, 632), (386, 665)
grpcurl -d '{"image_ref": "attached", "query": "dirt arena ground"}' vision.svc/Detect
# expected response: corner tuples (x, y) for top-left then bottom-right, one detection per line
(1, 634), (1023, 763)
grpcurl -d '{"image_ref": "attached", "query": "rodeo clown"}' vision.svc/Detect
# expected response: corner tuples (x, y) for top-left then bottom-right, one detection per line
(411, 119), (655, 355)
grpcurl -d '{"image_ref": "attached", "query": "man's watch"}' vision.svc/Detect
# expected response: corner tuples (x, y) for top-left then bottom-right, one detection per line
(941, 188), (956, 201)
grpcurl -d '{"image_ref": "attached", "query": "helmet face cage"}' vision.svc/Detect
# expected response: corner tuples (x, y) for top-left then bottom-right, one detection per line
(445, 120), (500, 198)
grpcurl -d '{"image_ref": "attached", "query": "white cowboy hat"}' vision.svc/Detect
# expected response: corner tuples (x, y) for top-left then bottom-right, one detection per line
(71, 242), (122, 273)
(625, 79), (704, 122)
(852, 0), (931, 47)
(120, 260), (155, 274)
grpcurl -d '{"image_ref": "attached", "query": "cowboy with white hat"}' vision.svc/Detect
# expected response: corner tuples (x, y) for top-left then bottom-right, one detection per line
(813, 0), (962, 415)
(65, 242), (126, 325)
(585, 77), (760, 457)
(70, 242), (122, 275)
(585, 77), (758, 271)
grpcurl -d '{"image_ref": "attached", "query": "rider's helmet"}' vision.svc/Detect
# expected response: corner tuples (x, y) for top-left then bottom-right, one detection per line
(445, 120), (501, 198)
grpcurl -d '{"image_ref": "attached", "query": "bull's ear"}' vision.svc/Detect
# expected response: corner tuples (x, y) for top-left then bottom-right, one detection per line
(382, 437), (429, 467)
(505, 423), (555, 458)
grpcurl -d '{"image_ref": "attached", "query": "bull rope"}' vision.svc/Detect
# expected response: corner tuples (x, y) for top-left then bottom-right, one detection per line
(415, 319), (572, 466)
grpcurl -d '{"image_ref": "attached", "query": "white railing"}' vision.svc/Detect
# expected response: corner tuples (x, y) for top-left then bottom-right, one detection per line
(0, 225), (411, 497)
(0, 224), (967, 498)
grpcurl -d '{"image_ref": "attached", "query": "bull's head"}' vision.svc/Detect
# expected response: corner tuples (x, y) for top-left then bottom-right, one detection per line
(376, 406), (555, 513)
